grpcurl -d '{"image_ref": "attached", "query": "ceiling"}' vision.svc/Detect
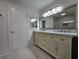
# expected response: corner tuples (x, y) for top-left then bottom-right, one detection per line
(9, 0), (55, 11)
(9, 0), (77, 11)
(9, 0), (77, 14)
(22, 0), (55, 10)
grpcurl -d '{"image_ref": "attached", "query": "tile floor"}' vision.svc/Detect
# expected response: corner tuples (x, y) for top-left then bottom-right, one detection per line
(4, 44), (54, 59)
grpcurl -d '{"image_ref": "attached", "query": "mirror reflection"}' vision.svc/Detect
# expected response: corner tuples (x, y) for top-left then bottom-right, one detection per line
(39, 4), (77, 29)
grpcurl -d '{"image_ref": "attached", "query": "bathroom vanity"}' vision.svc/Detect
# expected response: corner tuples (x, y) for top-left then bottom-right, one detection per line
(34, 29), (77, 59)
(34, 4), (77, 59)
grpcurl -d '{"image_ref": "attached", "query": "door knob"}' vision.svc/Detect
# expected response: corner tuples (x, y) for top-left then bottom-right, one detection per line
(11, 31), (15, 33)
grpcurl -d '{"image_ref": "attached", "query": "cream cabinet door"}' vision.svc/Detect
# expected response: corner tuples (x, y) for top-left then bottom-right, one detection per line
(56, 35), (72, 59)
(35, 33), (57, 57)
(65, 36), (72, 59)
(56, 38), (66, 59)
(46, 34), (57, 57)
(35, 32), (50, 51)
(36, 32), (48, 49)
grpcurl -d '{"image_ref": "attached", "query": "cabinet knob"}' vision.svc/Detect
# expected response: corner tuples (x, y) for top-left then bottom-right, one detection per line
(55, 47), (58, 50)
(43, 40), (46, 41)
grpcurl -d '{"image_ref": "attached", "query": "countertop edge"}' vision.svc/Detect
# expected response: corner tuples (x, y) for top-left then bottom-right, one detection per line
(33, 29), (78, 36)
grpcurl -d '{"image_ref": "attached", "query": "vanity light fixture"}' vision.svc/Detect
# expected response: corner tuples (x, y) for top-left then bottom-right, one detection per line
(52, 6), (63, 14)
(63, 21), (74, 23)
(56, 6), (63, 12)
(52, 8), (57, 14)
(61, 13), (66, 16)
(30, 19), (37, 22)
(43, 6), (63, 17)
(43, 10), (53, 17)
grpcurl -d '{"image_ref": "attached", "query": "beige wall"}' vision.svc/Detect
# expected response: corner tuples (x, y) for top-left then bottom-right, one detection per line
(0, 0), (9, 55)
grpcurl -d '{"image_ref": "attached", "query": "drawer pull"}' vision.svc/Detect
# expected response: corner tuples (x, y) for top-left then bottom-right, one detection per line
(43, 40), (46, 41)
(60, 39), (64, 41)
(51, 36), (53, 39)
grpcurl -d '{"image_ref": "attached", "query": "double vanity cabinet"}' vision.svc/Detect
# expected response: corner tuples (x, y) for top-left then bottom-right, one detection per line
(34, 32), (77, 59)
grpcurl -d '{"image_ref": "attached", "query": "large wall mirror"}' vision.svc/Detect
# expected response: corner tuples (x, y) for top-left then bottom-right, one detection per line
(39, 4), (77, 29)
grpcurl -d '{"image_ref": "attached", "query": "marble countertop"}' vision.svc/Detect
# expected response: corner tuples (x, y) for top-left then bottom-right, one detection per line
(33, 28), (77, 36)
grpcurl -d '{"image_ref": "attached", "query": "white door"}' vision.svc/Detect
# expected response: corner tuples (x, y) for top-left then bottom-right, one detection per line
(9, 8), (28, 50)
